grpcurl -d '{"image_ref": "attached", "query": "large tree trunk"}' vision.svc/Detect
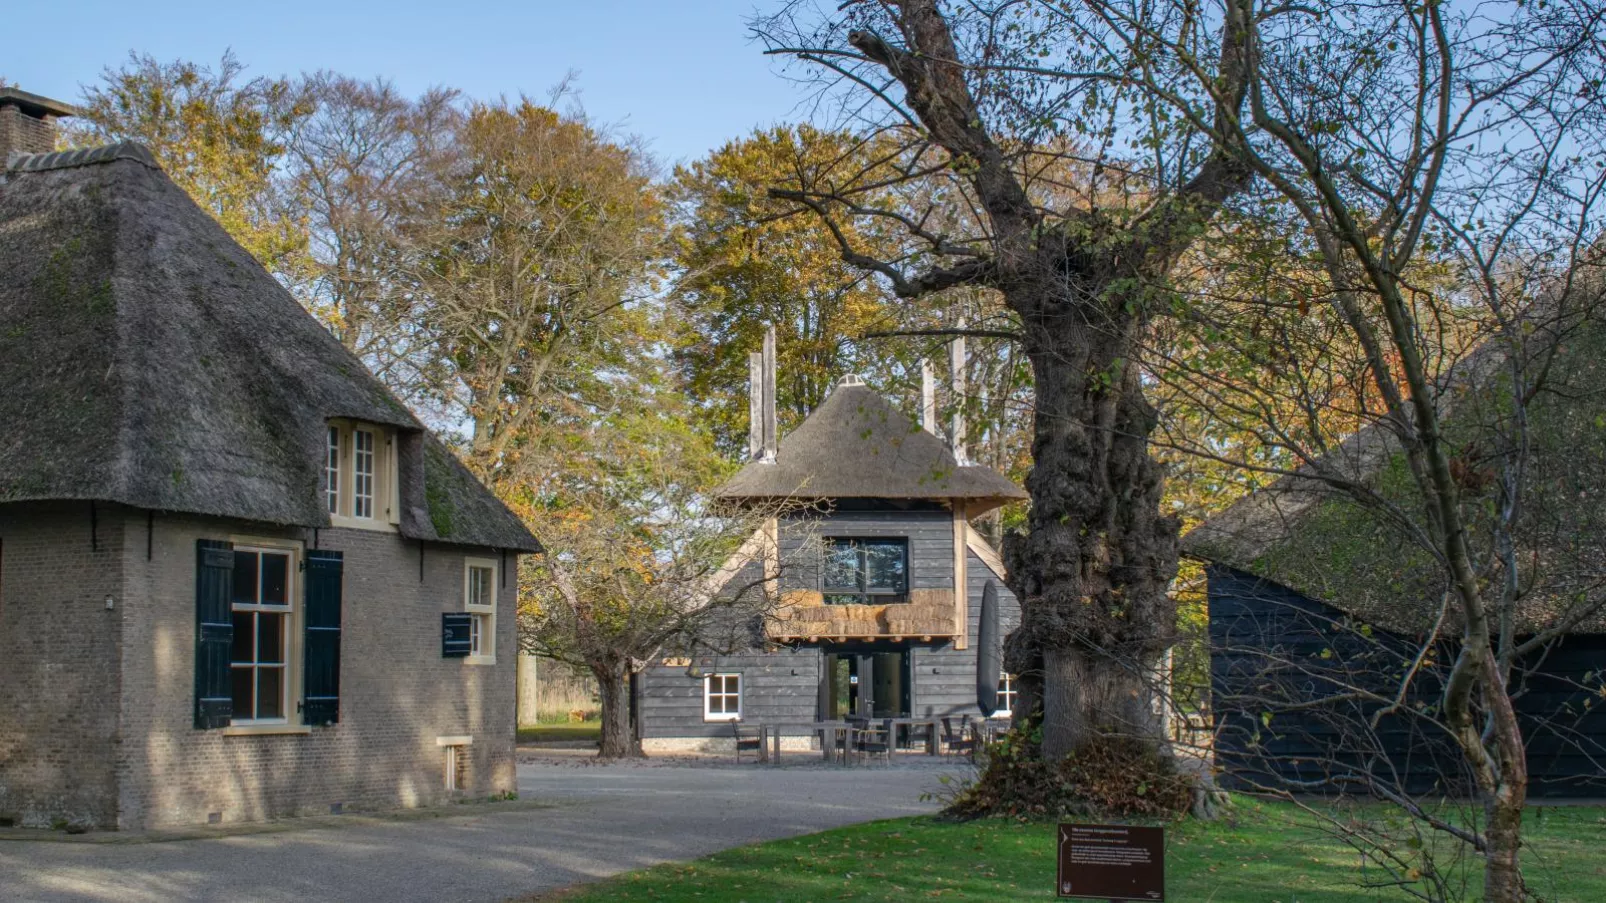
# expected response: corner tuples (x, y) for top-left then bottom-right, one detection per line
(592, 663), (642, 759)
(1003, 279), (1180, 761)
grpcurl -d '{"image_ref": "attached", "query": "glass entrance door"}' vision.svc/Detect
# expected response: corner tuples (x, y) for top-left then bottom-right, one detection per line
(820, 649), (910, 720)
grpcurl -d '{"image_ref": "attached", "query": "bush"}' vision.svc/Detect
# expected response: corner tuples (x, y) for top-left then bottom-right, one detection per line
(946, 728), (1195, 821)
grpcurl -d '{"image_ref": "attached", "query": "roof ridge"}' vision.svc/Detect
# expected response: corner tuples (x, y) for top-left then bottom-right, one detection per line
(6, 142), (160, 175)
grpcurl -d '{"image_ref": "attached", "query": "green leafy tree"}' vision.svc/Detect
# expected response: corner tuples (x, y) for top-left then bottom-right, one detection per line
(71, 51), (310, 272)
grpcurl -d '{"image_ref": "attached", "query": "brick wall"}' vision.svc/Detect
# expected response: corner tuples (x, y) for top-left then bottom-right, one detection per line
(0, 502), (125, 829)
(115, 510), (518, 829)
(0, 106), (58, 158)
(0, 501), (519, 830)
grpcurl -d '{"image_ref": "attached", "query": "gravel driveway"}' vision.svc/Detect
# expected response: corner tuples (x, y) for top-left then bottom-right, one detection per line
(0, 756), (960, 903)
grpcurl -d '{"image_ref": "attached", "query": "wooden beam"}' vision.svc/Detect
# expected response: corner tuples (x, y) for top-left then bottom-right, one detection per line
(748, 351), (764, 461)
(952, 501), (969, 649)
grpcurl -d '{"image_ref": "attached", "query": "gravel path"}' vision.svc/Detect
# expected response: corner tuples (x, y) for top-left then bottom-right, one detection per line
(0, 757), (962, 903)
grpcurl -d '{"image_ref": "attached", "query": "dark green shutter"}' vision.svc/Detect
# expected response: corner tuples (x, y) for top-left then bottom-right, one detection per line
(194, 539), (234, 729)
(303, 550), (343, 726)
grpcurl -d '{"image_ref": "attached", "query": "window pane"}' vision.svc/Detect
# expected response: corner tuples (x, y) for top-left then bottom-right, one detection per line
(470, 614), (484, 655)
(232, 552), (259, 604)
(353, 430), (375, 519)
(260, 553), (289, 605)
(257, 613), (286, 664)
(231, 611), (255, 663)
(231, 666), (254, 716)
(468, 566), (493, 607)
(257, 667), (284, 719)
(822, 541), (862, 591)
(864, 542), (907, 592)
(327, 426), (341, 515)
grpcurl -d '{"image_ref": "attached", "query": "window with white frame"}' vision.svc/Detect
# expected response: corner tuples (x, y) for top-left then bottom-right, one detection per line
(996, 672), (1018, 717)
(325, 426), (341, 515)
(703, 673), (742, 721)
(464, 558), (497, 664)
(325, 421), (398, 529)
(231, 545), (297, 723)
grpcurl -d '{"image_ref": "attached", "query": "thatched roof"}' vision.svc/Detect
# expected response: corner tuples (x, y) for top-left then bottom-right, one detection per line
(0, 143), (539, 553)
(716, 380), (1026, 512)
(1184, 309), (1606, 635)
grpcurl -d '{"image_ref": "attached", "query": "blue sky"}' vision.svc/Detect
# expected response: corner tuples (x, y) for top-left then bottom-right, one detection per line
(3, 0), (823, 166)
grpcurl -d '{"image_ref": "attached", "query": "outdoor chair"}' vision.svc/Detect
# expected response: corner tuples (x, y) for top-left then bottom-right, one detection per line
(731, 721), (763, 764)
(940, 716), (976, 758)
(854, 719), (895, 765)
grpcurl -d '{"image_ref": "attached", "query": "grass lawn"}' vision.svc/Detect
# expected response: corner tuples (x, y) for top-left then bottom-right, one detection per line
(516, 722), (600, 744)
(534, 799), (1606, 902)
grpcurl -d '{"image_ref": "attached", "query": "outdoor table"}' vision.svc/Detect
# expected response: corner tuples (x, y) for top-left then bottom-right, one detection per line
(761, 720), (852, 764)
(886, 717), (940, 755)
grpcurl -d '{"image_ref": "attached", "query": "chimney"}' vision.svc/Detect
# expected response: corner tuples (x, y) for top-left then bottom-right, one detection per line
(949, 319), (968, 465)
(920, 359), (938, 434)
(748, 323), (779, 463)
(0, 88), (76, 163)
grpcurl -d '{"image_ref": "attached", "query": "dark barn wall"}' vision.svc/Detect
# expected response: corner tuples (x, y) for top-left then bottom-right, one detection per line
(1208, 564), (1606, 798)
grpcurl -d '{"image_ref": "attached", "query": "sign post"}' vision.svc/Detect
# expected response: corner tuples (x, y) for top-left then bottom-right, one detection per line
(1056, 823), (1165, 901)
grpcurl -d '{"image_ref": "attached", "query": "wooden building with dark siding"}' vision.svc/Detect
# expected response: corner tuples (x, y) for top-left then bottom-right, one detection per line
(636, 364), (1026, 750)
(1186, 315), (1606, 798)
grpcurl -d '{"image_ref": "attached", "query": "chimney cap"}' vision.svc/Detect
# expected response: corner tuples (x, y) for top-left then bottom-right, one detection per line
(0, 87), (79, 120)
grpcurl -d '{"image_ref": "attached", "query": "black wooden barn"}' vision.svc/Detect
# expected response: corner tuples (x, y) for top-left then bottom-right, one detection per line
(1185, 318), (1606, 798)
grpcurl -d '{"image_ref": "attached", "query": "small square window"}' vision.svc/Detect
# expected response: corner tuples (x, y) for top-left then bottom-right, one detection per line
(704, 673), (742, 721)
(996, 673), (1018, 717)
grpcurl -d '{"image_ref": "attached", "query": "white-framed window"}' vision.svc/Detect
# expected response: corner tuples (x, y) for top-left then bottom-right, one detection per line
(325, 421), (398, 530)
(325, 426), (341, 515)
(230, 544), (298, 724)
(703, 673), (742, 721)
(464, 557), (497, 665)
(996, 672), (1018, 717)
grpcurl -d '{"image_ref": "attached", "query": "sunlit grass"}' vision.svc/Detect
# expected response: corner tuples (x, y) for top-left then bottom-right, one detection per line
(516, 722), (600, 744)
(529, 798), (1606, 902)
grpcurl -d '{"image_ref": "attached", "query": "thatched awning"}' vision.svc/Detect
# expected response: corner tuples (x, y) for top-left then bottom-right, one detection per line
(716, 382), (1026, 513)
(0, 143), (539, 553)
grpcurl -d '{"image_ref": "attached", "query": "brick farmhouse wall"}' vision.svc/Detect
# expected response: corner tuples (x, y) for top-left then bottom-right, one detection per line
(0, 501), (518, 830)
(0, 502), (124, 828)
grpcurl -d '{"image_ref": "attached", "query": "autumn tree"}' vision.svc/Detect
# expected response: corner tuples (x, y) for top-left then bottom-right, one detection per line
(71, 51), (310, 271)
(278, 73), (460, 400)
(1156, 0), (1606, 891)
(754, 0), (1257, 779)
(416, 97), (663, 484)
(518, 402), (793, 758)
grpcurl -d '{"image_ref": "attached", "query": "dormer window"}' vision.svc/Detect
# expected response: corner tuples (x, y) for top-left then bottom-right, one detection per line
(326, 420), (398, 530)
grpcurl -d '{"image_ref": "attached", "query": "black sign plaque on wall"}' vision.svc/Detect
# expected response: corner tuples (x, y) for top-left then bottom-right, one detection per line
(1056, 823), (1165, 901)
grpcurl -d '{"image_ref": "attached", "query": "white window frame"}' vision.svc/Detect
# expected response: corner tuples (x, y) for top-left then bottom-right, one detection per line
(464, 557), (497, 665)
(325, 426), (341, 515)
(228, 540), (302, 728)
(996, 672), (1017, 718)
(703, 672), (742, 722)
(326, 420), (400, 532)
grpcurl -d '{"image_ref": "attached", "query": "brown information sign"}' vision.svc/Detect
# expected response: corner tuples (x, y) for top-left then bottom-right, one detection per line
(1056, 823), (1165, 901)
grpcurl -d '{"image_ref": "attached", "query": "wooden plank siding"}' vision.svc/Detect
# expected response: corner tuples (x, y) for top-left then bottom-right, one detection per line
(638, 648), (821, 739)
(1208, 564), (1606, 798)
(777, 509), (955, 592)
(911, 549), (1021, 717)
(635, 518), (1022, 737)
